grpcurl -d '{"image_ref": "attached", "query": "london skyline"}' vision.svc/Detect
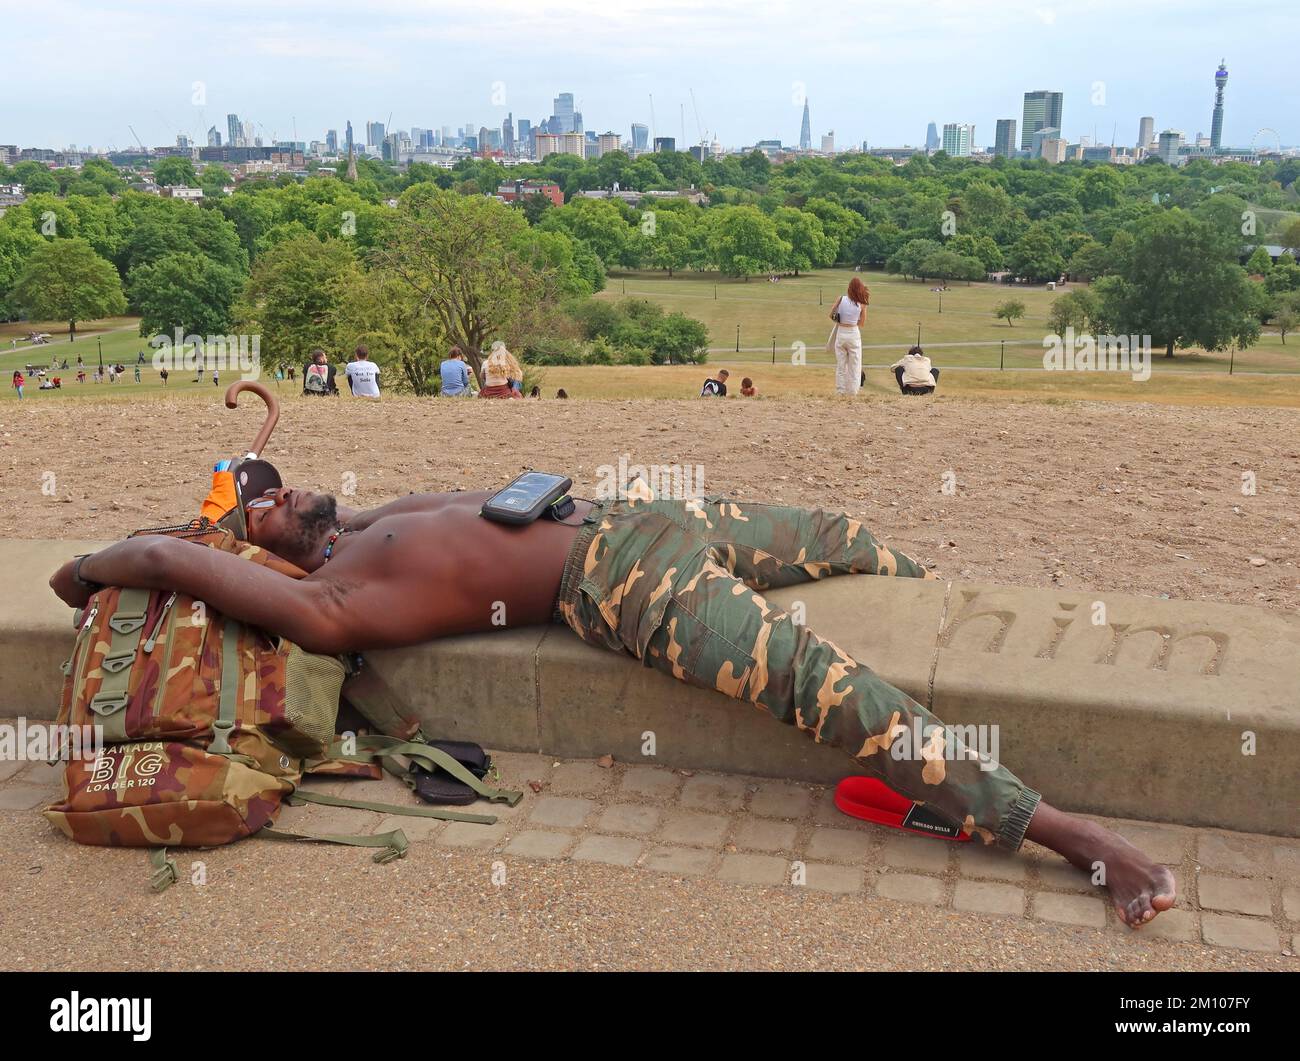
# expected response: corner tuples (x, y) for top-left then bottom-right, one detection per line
(8, 0), (1297, 152)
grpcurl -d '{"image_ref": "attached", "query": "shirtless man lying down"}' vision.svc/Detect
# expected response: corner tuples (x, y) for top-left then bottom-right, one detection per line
(50, 485), (1177, 928)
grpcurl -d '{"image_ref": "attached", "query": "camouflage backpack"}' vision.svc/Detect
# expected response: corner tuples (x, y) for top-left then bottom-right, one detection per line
(43, 523), (520, 890)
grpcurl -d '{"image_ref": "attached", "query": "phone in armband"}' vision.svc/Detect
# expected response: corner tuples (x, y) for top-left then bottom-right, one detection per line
(480, 471), (575, 525)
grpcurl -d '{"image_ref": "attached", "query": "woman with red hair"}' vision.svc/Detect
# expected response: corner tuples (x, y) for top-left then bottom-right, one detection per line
(829, 277), (869, 395)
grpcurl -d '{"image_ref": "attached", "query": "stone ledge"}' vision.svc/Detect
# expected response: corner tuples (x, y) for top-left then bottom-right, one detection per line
(4, 540), (1297, 837)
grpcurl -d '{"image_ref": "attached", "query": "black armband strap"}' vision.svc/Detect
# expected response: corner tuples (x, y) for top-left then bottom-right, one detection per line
(72, 554), (104, 594)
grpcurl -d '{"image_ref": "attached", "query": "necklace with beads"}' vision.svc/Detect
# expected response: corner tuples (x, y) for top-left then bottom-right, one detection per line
(322, 527), (350, 562)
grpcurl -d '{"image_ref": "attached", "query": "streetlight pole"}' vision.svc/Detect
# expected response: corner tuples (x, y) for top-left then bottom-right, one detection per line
(97, 338), (103, 370)
(735, 324), (740, 353)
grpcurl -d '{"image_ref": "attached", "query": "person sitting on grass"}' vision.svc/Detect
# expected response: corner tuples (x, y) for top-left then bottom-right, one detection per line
(51, 484), (1177, 930)
(439, 347), (473, 397)
(701, 369), (729, 397)
(478, 349), (523, 399)
(740, 377), (759, 397)
(891, 345), (940, 396)
(302, 349), (339, 396)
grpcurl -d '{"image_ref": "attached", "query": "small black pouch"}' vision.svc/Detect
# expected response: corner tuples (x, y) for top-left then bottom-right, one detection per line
(408, 740), (494, 805)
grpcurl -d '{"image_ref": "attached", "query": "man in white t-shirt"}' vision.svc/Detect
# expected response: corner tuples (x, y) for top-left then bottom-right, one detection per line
(344, 345), (381, 399)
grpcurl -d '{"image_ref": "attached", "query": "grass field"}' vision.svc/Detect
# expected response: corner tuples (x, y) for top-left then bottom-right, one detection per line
(599, 267), (1300, 375)
(5, 266), (1300, 408)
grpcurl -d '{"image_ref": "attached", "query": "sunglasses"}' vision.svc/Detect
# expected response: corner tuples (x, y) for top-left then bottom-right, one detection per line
(245, 489), (283, 513)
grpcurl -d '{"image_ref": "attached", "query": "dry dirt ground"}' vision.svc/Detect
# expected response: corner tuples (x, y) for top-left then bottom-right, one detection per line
(1, 393), (1297, 611)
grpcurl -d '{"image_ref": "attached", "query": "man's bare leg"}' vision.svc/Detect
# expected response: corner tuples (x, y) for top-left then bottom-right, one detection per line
(1026, 802), (1176, 928)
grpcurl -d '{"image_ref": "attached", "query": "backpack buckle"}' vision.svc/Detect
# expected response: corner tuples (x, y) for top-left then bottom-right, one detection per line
(100, 650), (137, 674)
(89, 691), (130, 716)
(109, 612), (147, 635)
(209, 719), (235, 755)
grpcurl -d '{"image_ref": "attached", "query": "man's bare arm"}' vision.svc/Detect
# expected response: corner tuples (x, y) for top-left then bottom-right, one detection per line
(53, 538), (346, 652)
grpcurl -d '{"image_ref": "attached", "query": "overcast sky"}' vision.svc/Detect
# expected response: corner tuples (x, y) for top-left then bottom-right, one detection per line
(9, 0), (1297, 152)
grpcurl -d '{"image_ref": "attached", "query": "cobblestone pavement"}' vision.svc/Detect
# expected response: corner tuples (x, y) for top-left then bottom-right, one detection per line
(2, 744), (1297, 970)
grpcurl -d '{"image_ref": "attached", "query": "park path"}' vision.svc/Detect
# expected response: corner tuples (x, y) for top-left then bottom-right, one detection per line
(2, 743), (1294, 970)
(4, 323), (137, 358)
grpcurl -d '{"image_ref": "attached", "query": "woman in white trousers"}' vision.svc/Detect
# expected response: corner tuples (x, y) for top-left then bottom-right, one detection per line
(829, 277), (869, 395)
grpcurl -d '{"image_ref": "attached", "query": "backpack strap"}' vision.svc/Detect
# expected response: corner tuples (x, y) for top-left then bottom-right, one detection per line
(259, 825), (409, 864)
(89, 588), (150, 743)
(208, 620), (241, 756)
(341, 734), (522, 806)
(288, 788), (498, 824)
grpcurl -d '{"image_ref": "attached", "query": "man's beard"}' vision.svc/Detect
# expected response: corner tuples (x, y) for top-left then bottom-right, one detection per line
(291, 494), (339, 556)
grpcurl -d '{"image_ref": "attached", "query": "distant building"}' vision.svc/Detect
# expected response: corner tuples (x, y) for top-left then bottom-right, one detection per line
(502, 113), (515, 155)
(942, 123), (974, 157)
(800, 100), (812, 151)
(367, 121), (386, 151)
(497, 180), (564, 207)
(1021, 90), (1063, 151)
(325, 129), (338, 153)
(1211, 59), (1228, 152)
(227, 114), (241, 147)
(207, 126), (222, 147)
(198, 145), (303, 165)
(630, 123), (649, 153)
(755, 139), (784, 156)
(820, 131), (834, 154)
(534, 132), (584, 158)
(516, 119), (533, 157)
(596, 132), (622, 157)
(925, 122), (940, 152)
(160, 185), (203, 201)
(1031, 126), (1060, 158)
(1042, 138), (1068, 164)
(994, 119), (1016, 158)
(1137, 116), (1154, 150)
(1157, 130), (1182, 165)
(654, 137), (676, 153)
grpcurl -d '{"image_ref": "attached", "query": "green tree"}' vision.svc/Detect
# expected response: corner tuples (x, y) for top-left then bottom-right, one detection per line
(128, 252), (243, 336)
(1270, 292), (1300, 344)
(1094, 209), (1260, 357)
(11, 238), (126, 340)
(772, 207), (835, 276)
(1245, 246), (1274, 274)
(153, 156), (199, 188)
(1007, 223), (1066, 283)
(367, 186), (573, 379)
(11, 161), (58, 195)
(1065, 240), (1113, 281)
(705, 205), (790, 278)
(918, 249), (985, 284)
(994, 299), (1027, 327)
(1047, 289), (1102, 334)
(234, 233), (360, 367)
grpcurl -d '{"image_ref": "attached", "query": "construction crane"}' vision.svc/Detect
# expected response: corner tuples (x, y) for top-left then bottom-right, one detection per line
(128, 125), (148, 153)
(690, 88), (706, 144)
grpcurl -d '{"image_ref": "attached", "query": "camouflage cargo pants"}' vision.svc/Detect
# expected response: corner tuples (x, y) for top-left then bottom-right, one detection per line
(555, 495), (1041, 850)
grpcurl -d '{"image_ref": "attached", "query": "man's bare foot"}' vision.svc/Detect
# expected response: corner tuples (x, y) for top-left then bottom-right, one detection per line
(1026, 801), (1177, 928)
